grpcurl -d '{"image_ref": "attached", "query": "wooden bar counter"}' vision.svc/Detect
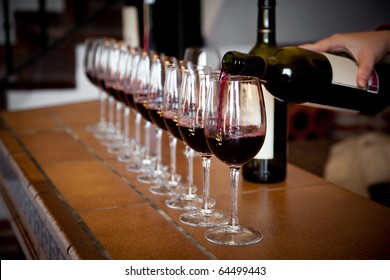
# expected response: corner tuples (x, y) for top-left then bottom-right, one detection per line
(1, 101), (390, 260)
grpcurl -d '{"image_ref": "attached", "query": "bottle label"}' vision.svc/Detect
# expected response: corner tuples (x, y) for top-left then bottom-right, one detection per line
(322, 52), (379, 94)
(254, 86), (274, 159)
(367, 70), (379, 93)
(322, 52), (360, 89)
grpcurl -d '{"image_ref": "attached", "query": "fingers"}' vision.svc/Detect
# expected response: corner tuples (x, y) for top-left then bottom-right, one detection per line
(299, 34), (347, 54)
(356, 50), (376, 88)
(299, 43), (325, 52)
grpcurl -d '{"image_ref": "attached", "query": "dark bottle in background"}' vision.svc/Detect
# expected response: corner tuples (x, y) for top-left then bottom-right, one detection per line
(222, 47), (390, 115)
(241, 0), (287, 183)
(124, 0), (203, 58)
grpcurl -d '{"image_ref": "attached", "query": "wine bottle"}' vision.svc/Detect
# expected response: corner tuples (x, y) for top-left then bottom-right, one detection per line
(241, 0), (287, 183)
(143, 0), (156, 51)
(222, 47), (390, 115)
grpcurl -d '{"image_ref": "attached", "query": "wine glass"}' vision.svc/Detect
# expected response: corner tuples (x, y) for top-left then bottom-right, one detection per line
(84, 38), (108, 136)
(147, 55), (177, 195)
(104, 41), (126, 154)
(130, 50), (159, 182)
(94, 38), (117, 142)
(176, 67), (228, 227)
(161, 62), (192, 193)
(115, 45), (138, 162)
(121, 50), (144, 164)
(204, 75), (266, 245)
(184, 47), (221, 71)
(127, 50), (152, 173)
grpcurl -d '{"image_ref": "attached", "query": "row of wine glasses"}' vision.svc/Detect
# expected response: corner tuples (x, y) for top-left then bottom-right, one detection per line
(84, 37), (267, 246)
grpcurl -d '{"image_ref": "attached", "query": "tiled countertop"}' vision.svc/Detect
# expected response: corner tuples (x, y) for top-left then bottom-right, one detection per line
(1, 101), (390, 259)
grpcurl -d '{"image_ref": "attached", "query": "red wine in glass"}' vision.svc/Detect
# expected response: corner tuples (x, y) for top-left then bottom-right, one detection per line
(135, 101), (153, 123)
(86, 71), (99, 86)
(148, 106), (168, 131)
(179, 124), (211, 155)
(124, 92), (135, 108)
(163, 110), (183, 141)
(114, 87), (127, 104)
(206, 125), (265, 166)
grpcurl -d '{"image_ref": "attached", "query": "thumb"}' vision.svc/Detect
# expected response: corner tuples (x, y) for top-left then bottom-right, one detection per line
(356, 50), (376, 88)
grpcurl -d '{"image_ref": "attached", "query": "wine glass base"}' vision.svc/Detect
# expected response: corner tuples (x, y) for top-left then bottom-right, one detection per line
(179, 209), (229, 227)
(149, 182), (187, 196)
(165, 193), (215, 211)
(126, 161), (146, 173)
(93, 131), (108, 139)
(117, 152), (133, 163)
(204, 226), (263, 246)
(137, 173), (155, 184)
(107, 144), (124, 154)
(168, 173), (182, 185)
(86, 123), (98, 132)
(97, 125), (115, 140)
(86, 123), (107, 134)
(126, 156), (154, 173)
(137, 168), (169, 184)
(165, 195), (202, 210)
(100, 133), (121, 146)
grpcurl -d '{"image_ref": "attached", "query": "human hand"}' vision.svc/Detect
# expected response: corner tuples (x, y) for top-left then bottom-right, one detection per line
(300, 30), (390, 88)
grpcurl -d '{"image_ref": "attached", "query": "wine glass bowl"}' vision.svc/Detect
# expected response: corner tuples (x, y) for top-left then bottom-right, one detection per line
(204, 75), (266, 245)
(184, 47), (221, 71)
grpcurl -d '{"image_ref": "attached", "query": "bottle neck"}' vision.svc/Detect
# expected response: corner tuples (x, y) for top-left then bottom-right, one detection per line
(222, 51), (269, 78)
(143, 1), (156, 51)
(255, 2), (276, 46)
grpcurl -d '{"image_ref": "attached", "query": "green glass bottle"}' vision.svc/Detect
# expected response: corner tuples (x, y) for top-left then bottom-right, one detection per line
(242, 0), (287, 183)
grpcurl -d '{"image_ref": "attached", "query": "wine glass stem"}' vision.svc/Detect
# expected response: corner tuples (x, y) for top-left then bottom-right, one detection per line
(99, 90), (106, 126)
(107, 95), (115, 132)
(201, 156), (212, 212)
(123, 106), (130, 145)
(169, 135), (177, 181)
(115, 101), (122, 139)
(155, 127), (163, 170)
(229, 167), (241, 229)
(144, 121), (151, 158)
(185, 146), (194, 195)
(135, 112), (142, 153)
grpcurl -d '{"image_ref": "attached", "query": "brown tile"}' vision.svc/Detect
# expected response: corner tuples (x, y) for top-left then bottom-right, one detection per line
(106, 158), (170, 204)
(43, 160), (144, 211)
(80, 204), (211, 259)
(20, 131), (95, 165)
(55, 101), (100, 129)
(1, 110), (61, 133)
(162, 184), (390, 260)
(69, 127), (118, 161)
